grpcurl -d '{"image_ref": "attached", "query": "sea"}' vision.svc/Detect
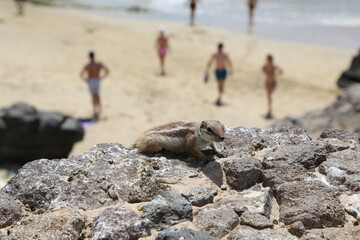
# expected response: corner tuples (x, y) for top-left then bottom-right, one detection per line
(66, 0), (360, 49)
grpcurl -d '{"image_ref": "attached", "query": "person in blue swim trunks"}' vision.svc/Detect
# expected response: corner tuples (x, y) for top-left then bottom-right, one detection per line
(205, 43), (233, 106)
(80, 51), (109, 118)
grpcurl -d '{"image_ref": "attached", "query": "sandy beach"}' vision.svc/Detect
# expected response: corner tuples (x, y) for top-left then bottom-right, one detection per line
(0, 1), (355, 156)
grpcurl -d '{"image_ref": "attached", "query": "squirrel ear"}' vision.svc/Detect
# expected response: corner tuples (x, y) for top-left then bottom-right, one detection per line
(201, 121), (205, 128)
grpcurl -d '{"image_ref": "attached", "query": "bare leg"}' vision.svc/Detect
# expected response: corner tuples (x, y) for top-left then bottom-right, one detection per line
(265, 87), (274, 119)
(216, 80), (225, 105)
(159, 54), (165, 75)
(190, 9), (195, 25)
(92, 94), (101, 117)
(15, 0), (24, 15)
(250, 8), (254, 24)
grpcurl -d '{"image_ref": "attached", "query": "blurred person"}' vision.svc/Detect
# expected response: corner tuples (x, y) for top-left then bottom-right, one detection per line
(262, 54), (282, 119)
(248, 0), (257, 25)
(205, 43), (233, 106)
(14, 0), (24, 15)
(80, 51), (109, 118)
(156, 26), (169, 75)
(189, 0), (199, 25)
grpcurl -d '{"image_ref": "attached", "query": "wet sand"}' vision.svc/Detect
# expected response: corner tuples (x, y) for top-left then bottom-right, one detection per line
(0, 1), (355, 158)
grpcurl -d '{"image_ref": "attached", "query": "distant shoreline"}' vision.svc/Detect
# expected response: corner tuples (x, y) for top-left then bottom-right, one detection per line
(36, 1), (360, 50)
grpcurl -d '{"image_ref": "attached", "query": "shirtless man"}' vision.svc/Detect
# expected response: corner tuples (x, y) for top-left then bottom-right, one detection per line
(248, 0), (257, 25)
(156, 27), (169, 75)
(189, 0), (199, 25)
(262, 54), (282, 119)
(80, 51), (109, 118)
(205, 43), (233, 106)
(14, 0), (24, 15)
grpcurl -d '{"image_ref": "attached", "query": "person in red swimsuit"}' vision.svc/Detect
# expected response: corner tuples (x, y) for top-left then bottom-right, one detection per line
(156, 27), (170, 75)
(262, 54), (282, 119)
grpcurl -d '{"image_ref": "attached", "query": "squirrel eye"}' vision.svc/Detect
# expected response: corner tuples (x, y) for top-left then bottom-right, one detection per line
(207, 127), (213, 133)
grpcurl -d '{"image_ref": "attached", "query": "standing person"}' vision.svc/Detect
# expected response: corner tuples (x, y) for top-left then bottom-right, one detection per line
(80, 51), (109, 118)
(248, 0), (257, 25)
(14, 0), (24, 15)
(205, 43), (233, 106)
(156, 27), (169, 75)
(189, 0), (199, 25)
(262, 54), (282, 119)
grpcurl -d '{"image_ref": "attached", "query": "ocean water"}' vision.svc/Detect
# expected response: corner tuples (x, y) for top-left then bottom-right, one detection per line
(72, 0), (360, 49)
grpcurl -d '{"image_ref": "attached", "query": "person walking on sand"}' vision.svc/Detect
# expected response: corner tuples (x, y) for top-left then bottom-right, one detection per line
(156, 27), (169, 75)
(80, 51), (109, 118)
(205, 43), (233, 106)
(262, 54), (282, 119)
(189, 0), (199, 25)
(14, 0), (24, 15)
(248, 0), (257, 25)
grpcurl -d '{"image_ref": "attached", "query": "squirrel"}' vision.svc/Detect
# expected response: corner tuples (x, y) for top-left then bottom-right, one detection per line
(132, 120), (225, 159)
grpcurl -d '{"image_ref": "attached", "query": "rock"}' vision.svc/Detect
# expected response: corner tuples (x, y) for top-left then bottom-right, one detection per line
(0, 234), (15, 240)
(240, 211), (273, 229)
(202, 161), (223, 187)
(155, 227), (220, 240)
(128, 174), (165, 203)
(223, 157), (262, 190)
(304, 228), (360, 240)
(320, 129), (359, 142)
(276, 179), (345, 229)
(218, 127), (311, 156)
(2, 143), (198, 212)
(228, 225), (298, 240)
(345, 194), (360, 221)
(89, 207), (152, 240)
(264, 141), (327, 169)
(140, 190), (193, 229)
(319, 150), (360, 190)
(319, 138), (350, 153)
(272, 85), (360, 137)
(8, 208), (85, 240)
(0, 192), (22, 228)
(181, 186), (215, 207)
(287, 221), (306, 238)
(194, 205), (239, 238)
(262, 162), (316, 192)
(337, 51), (360, 88)
(0, 103), (84, 163)
(214, 184), (272, 218)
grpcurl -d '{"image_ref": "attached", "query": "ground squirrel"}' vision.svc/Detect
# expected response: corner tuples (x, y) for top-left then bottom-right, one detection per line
(133, 120), (225, 159)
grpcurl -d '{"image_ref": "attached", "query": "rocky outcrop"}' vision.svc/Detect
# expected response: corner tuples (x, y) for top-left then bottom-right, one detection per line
(264, 141), (327, 170)
(319, 150), (360, 190)
(223, 157), (262, 190)
(181, 186), (215, 207)
(89, 207), (152, 240)
(156, 227), (220, 240)
(0, 103), (84, 164)
(215, 184), (272, 218)
(8, 208), (85, 240)
(140, 190), (193, 229)
(272, 85), (360, 137)
(0, 192), (22, 228)
(337, 52), (360, 88)
(276, 179), (345, 228)
(0, 125), (359, 239)
(239, 211), (273, 230)
(194, 205), (239, 238)
(229, 225), (298, 240)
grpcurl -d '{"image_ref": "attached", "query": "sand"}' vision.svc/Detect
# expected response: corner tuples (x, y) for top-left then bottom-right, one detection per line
(0, 1), (355, 156)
